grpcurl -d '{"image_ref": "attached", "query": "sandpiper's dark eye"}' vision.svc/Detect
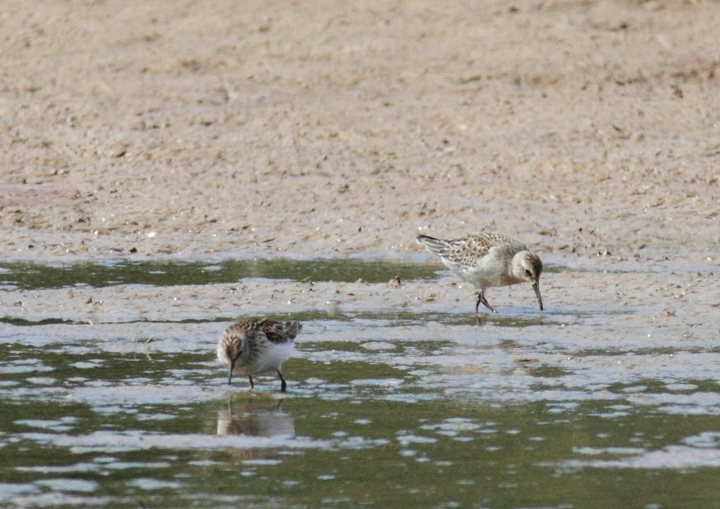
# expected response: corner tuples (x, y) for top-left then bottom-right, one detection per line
(525, 269), (532, 277)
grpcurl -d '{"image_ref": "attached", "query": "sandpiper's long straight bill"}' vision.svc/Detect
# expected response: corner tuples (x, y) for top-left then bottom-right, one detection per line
(532, 281), (543, 311)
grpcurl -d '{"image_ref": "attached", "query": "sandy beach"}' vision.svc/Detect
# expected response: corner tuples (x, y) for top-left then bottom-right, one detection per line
(1, 0), (719, 266)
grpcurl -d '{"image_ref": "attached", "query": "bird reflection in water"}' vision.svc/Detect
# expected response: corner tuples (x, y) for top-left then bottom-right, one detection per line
(217, 396), (295, 438)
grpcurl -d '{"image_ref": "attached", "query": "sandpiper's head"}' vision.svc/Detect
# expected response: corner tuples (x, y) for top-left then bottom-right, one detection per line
(217, 328), (250, 385)
(512, 251), (544, 311)
(514, 251), (542, 282)
(216, 333), (241, 363)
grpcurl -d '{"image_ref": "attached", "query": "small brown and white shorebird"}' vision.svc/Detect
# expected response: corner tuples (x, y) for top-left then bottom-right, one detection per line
(217, 319), (301, 392)
(417, 231), (543, 316)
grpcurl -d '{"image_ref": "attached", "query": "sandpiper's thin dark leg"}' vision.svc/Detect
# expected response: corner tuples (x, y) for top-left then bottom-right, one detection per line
(475, 294), (482, 315)
(479, 292), (498, 314)
(277, 370), (287, 393)
(248, 375), (254, 390)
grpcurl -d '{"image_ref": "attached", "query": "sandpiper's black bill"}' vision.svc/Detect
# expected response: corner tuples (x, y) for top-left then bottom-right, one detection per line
(532, 281), (543, 311)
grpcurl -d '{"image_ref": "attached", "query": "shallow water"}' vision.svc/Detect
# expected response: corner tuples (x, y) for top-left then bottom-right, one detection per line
(1, 260), (720, 507)
(0, 259), (443, 291)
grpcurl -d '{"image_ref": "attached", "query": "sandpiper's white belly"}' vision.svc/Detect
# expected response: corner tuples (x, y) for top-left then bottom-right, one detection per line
(249, 341), (295, 375)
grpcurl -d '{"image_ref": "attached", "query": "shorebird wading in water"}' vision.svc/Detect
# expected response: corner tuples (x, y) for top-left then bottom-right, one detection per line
(417, 231), (544, 316)
(217, 318), (301, 392)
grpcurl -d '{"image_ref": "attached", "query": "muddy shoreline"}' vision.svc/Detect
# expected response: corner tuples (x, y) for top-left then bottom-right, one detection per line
(3, 1), (720, 499)
(2, 0), (719, 268)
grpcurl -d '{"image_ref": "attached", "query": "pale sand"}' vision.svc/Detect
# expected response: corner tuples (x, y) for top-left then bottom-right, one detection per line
(1, 0), (719, 267)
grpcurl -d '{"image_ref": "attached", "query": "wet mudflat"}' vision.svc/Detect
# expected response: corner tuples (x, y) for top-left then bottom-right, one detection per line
(1, 259), (720, 508)
(5, 0), (720, 505)
(0, 258), (441, 291)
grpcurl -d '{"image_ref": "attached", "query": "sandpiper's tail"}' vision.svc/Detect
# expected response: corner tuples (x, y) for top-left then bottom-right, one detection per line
(416, 234), (450, 255)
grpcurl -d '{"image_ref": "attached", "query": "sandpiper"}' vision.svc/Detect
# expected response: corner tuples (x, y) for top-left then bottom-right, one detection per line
(417, 231), (543, 316)
(217, 318), (301, 392)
